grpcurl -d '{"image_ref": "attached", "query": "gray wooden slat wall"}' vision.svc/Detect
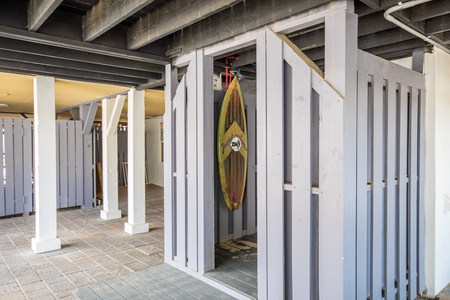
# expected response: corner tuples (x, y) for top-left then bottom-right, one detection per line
(356, 50), (426, 300)
(94, 125), (128, 186)
(0, 118), (90, 217)
(56, 120), (84, 209)
(0, 118), (33, 217)
(213, 91), (257, 244)
(264, 29), (346, 299)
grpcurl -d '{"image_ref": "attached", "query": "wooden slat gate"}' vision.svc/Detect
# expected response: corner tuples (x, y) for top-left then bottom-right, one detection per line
(0, 118), (90, 217)
(0, 118), (33, 216)
(167, 56), (200, 272)
(214, 91), (257, 243)
(264, 28), (345, 299)
(356, 50), (426, 300)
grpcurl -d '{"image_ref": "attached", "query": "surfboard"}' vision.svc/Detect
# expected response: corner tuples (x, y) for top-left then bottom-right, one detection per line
(217, 77), (248, 211)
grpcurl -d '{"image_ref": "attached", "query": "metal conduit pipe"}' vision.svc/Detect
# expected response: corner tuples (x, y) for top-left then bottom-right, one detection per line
(384, 0), (450, 55)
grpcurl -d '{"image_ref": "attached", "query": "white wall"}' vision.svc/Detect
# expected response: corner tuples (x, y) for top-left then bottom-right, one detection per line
(145, 117), (164, 187)
(424, 48), (450, 296)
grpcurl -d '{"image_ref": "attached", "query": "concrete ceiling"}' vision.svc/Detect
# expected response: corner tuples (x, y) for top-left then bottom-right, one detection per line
(0, 71), (165, 121)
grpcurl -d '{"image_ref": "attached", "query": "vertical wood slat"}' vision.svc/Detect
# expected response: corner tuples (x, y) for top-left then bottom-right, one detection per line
(4, 119), (14, 216)
(233, 207), (243, 239)
(80, 103), (97, 208)
(75, 121), (84, 206)
(371, 75), (383, 300)
(59, 121), (68, 208)
(68, 121), (76, 207)
(23, 119), (32, 213)
(196, 51), (215, 273)
(408, 87), (419, 299)
(164, 64), (177, 263)
(118, 127), (126, 186)
(13, 119), (24, 214)
(186, 56), (198, 272)
(356, 71), (369, 300)
(214, 91), (230, 243)
(56, 121), (60, 208)
(245, 95), (257, 236)
(283, 44), (312, 299)
(266, 28), (284, 299)
(397, 84), (408, 300)
(385, 79), (397, 300)
(0, 120), (4, 217)
(417, 90), (426, 294)
(319, 82), (345, 299)
(175, 76), (187, 266)
(257, 27), (268, 300)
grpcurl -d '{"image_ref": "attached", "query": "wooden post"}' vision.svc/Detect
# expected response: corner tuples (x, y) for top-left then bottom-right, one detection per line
(125, 88), (149, 234)
(196, 49), (215, 273)
(31, 75), (61, 254)
(100, 95), (125, 220)
(324, 7), (358, 300)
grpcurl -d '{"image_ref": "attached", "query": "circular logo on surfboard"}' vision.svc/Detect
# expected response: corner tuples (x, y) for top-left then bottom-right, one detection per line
(230, 137), (241, 152)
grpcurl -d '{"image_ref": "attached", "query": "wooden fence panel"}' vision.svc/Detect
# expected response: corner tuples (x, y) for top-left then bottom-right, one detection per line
(357, 50), (426, 300)
(0, 119), (33, 216)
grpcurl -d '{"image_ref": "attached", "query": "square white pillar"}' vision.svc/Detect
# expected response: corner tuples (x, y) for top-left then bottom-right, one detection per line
(31, 76), (61, 254)
(125, 88), (149, 235)
(100, 95), (125, 220)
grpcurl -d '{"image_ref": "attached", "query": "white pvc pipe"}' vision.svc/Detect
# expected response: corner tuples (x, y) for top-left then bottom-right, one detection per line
(384, 0), (450, 55)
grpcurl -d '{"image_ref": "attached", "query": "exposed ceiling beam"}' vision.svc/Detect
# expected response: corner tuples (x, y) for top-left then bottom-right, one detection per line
(128, 0), (243, 50)
(359, 0), (381, 10)
(83, 0), (155, 42)
(365, 39), (425, 57)
(0, 25), (169, 65)
(0, 59), (146, 86)
(0, 37), (165, 74)
(0, 48), (161, 80)
(411, 0), (450, 22)
(359, 11), (397, 36)
(358, 27), (416, 50)
(28, 0), (63, 31)
(425, 15), (450, 35)
(444, 31), (450, 44)
(161, 0), (329, 56)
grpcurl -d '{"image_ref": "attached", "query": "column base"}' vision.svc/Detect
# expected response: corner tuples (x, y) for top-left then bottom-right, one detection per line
(31, 237), (61, 254)
(124, 222), (149, 235)
(100, 210), (122, 220)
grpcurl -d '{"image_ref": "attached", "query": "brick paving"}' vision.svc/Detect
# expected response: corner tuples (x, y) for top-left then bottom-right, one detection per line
(0, 185), (164, 300)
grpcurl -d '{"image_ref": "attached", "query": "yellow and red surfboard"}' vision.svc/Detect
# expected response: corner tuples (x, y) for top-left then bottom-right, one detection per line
(217, 77), (248, 211)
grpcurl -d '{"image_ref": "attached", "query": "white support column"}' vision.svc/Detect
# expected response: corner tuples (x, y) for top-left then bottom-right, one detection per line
(324, 7), (358, 300)
(124, 88), (149, 234)
(100, 95), (125, 220)
(31, 76), (61, 254)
